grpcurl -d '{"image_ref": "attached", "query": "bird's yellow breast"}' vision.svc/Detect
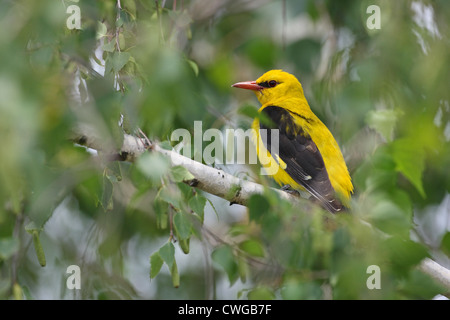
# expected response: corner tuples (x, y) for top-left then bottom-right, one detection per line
(253, 100), (353, 202)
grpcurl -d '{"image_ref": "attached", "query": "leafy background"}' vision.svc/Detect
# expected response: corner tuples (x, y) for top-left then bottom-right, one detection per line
(0, 0), (449, 299)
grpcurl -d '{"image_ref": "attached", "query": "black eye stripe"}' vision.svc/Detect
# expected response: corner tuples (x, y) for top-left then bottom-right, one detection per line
(258, 80), (278, 88)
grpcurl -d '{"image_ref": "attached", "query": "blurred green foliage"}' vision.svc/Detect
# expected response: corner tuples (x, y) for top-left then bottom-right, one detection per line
(0, 0), (449, 300)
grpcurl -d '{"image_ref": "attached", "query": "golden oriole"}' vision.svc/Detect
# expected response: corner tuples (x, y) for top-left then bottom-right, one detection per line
(232, 70), (353, 213)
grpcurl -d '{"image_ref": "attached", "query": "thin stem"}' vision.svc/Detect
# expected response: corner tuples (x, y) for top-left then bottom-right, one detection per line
(11, 212), (24, 287)
(116, 0), (122, 53)
(168, 203), (176, 242)
(282, 0), (286, 50)
(155, 0), (165, 43)
(115, 0), (125, 92)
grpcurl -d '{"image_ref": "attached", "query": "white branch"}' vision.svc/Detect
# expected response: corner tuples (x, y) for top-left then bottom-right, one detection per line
(72, 130), (450, 294)
(121, 133), (302, 205)
(419, 258), (450, 293)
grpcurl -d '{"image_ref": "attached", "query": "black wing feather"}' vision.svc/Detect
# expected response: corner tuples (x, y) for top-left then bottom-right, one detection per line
(260, 106), (343, 213)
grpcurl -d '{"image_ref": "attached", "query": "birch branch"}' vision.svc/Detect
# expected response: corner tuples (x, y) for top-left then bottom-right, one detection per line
(419, 258), (450, 294)
(72, 128), (303, 206)
(71, 128), (450, 294)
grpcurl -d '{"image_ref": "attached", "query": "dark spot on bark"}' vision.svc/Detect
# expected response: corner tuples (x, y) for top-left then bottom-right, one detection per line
(189, 179), (199, 187)
(78, 135), (87, 145)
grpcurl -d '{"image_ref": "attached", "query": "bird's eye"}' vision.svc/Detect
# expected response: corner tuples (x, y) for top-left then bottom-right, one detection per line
(268, 80), (277, 87)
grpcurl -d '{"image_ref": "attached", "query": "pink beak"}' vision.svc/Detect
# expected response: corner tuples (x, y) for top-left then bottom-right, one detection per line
(231, 80), (263, 91)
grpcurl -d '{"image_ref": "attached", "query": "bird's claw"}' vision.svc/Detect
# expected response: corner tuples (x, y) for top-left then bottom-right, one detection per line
(281, 184), (300, 196)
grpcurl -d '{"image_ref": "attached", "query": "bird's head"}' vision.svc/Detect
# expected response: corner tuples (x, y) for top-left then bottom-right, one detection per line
(232, 69), (304, 105)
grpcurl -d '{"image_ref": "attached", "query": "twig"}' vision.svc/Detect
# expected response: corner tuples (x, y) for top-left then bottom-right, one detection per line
(116, 0), (122, 53)
(11, 211), (24, 290)
(419, 258), (450, 296)
(282, 0), (286, 50)
(155, 0), (165, 43)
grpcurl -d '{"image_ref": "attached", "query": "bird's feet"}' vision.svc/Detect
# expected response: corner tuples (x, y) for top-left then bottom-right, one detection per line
(281, 184), (300, 197)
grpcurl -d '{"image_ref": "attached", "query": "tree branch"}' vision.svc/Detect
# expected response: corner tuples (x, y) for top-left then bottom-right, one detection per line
(419, 258), (450, 295)
(71, 129), (450, 294)
(73, 129), (304, 206)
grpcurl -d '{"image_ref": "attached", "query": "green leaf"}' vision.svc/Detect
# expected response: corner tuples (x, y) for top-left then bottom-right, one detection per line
(212, 245), (238, 285)
(238, 105), (259, 119)
(157, 186), (181, 210)
(225, 184), (241, 202)
(106, 161), (122, 182)
(306, 1), (320, 20)
(366, 109), (400, 142)
(248, 194), (270, 221)
(116, 18), (124, 28)
(239, 239), (265, 257)
(391, 138), (426, 198)
(242, 37), (278, 69)
(383, 237), (428, 275)
(73, 174), (103, 212)
(153, 199), (168, 229)
(177, 182), (194, 201)
(399, 270), (444, 299)
(187, 59), (199, 76)
(107, 52), (131, 73)
(286, 38), (321, 74)
(0, 238), (20, 260)
(440, 232), (450, 256)
(122, 0), (136, 19)
(102, 40), (116, 53)
(159, 140), (173, 150)
(237, 255), (248, 282)
(173, 211), (192, 240)
(331, 260), (369, 300)
(136, 152), (170, 182)
(96, 21), (107, 39)
(238, 105), (273, 127)
(150, 252), (164, 279)
(368, 191), (411, 237)
(281, 280), (323, 300)
(101, 173), (114, 211)
(170, 165), (194, 183)
(247, 287), (275, 300)
(159, 242), (175, 269)
(188, 194), (206, 222)
(168, 10), (192, 28)
(206, 198), (219, 221)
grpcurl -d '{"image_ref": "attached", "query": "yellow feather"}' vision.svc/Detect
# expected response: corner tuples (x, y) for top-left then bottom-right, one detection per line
(250, 70), (353, 203)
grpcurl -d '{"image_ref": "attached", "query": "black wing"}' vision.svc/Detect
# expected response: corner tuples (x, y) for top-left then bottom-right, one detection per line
(260, 106), (343, 213)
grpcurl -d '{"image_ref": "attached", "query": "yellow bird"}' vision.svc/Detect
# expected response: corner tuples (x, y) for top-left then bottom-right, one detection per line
(232, 70), (353, 213)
